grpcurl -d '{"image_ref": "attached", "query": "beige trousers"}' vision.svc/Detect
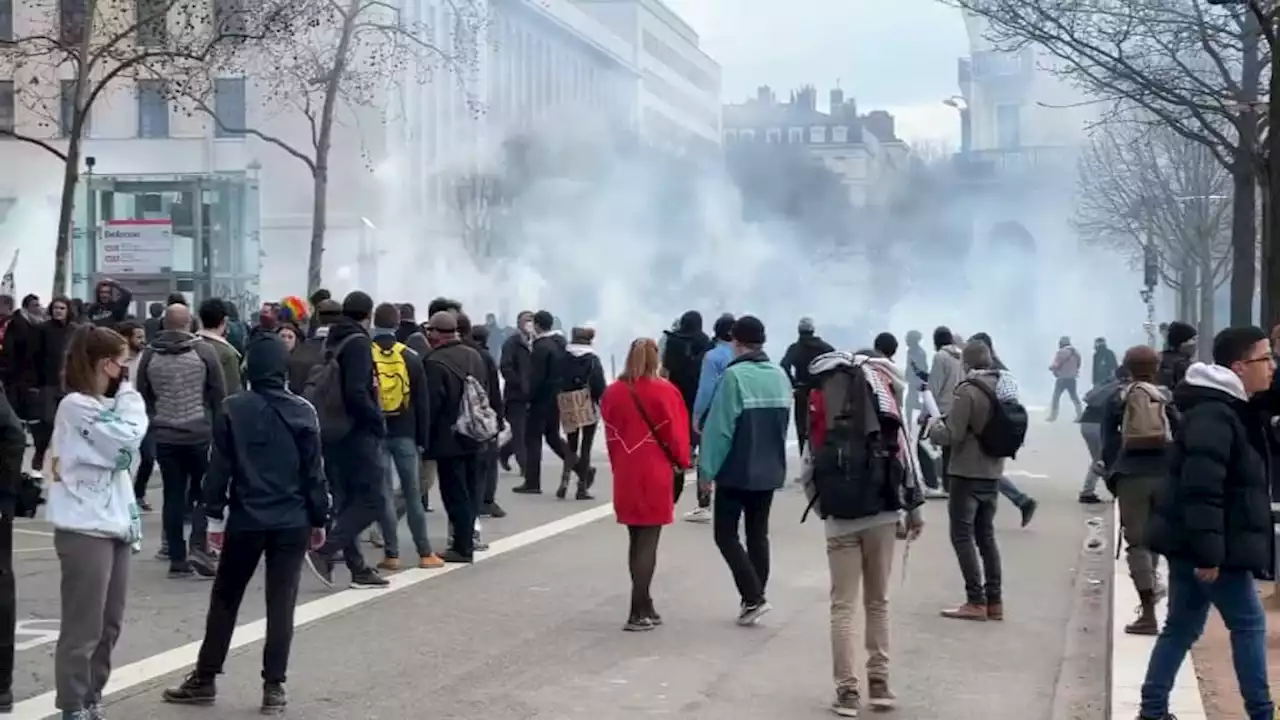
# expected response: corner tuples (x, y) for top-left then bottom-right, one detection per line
(827, 522), (896, 692)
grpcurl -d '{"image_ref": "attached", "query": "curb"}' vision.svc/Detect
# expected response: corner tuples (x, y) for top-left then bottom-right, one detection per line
(1108, 503), (1207, 719)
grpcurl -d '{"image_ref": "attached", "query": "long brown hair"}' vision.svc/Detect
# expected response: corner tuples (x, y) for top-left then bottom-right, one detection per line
(1122, 345), (1160, 383)
(620, 338), (661, 381)
(63, 326), (126, 395)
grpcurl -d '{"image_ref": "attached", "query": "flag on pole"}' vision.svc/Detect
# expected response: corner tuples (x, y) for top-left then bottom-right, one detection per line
(1, 249), (18, 298)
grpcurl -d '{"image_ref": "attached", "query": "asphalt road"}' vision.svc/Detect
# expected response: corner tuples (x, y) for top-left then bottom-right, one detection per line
(10, 418), (1112, 719)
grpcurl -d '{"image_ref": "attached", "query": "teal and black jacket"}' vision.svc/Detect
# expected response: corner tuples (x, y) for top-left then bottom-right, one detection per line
(699, 350), (792, 491)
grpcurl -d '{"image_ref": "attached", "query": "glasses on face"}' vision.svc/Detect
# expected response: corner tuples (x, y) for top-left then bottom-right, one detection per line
(1243, 355), (1276, 367)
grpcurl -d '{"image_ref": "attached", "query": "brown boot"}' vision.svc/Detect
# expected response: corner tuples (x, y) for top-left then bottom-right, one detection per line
(940, 603), (988, 621)
(986, 603), (1004, 621)
(1125, 590), (1158, 635)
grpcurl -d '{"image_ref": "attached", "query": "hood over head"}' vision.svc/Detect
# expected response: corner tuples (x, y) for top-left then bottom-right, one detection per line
(1177, 361), (1249, 404)
(150, 329), (199, 354)
(245, 333), (289, 390)
(1165, 321), (1198, 352)
(675, 310), (703, 336)
(566, 342), (596, 358)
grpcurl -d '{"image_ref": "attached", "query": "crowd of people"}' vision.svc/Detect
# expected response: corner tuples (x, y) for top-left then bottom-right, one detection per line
(0, 278), (1270, 719)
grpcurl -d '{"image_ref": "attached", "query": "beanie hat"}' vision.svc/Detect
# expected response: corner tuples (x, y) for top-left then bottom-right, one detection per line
(280, 295), (308, 323)
(731, 315), (766, 345)
(1166, 321), (1197, 350)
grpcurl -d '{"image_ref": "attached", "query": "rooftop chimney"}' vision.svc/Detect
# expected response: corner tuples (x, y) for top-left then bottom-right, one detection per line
(829, 88), (844, 114)
(864, 110), (896, 142)
(756, 85), (773, 104)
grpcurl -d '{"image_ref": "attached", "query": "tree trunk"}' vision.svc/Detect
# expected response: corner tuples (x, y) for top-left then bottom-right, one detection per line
(1231, 10), (1261, 326)
(1179, 264), (1197, 322)
(305, 0), (360, 294)
(1198, 250), (1215, 361)
(51, 135), (83, 297)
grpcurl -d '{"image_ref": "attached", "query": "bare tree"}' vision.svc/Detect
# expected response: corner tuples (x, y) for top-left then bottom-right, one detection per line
(948, 0), (1264, 325)
(449, 173), (509, 260)
(0, 0), (298, 295)
(174, 0), (486, 293)
(1075, 115), (1233, 338)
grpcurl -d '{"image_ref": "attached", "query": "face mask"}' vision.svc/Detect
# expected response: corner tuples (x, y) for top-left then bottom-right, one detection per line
(105, 374), (123, 398)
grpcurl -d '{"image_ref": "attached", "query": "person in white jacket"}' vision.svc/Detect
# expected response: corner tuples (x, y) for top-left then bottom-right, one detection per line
(46, 326), (148, 720)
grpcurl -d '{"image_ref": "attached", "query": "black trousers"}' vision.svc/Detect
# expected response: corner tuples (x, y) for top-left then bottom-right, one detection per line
(157, 442), (209, 565)
(947, 476), (1002, 605)
(0, 515), (13, 695)
(627, 526), (662, 619)
(499, 400), (528, 473)
(438, 455), (478, 556)
(318, 435), (384, 572)
(564, 423), (597, 481)
(792, 388), (810, 455)
(712, 487), (774, 605)
(479, 442), (499, 506)
(132, 432), (157, 501)
(522, 402), (568, 490)
(195, 528), (309, 684)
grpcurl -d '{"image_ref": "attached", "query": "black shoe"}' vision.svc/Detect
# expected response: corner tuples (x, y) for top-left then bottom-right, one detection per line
(585, 466), (597, 490)
(304, 550), (335, 588)
(498, 455), (512, 472)
(512, 484), (541, 495)
(349, 568), (390, 589)
(623, 616), (655, 632)
(555, 482), (568, 500)
(167, 562), (195, 579)
(439, 549), (474, 564)
(483, 502), (507, 518)
(137, 500), (154, 513)
(0, 688), (12, 713)
(1019, 499), (1038, 528)
(1078, 493), (1104, 505)
(162, 672), (217, 705)
(260, 682), (287, 715)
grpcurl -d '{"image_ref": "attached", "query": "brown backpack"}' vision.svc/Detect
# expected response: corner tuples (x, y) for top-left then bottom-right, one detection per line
(1120, 382), (1170, 450)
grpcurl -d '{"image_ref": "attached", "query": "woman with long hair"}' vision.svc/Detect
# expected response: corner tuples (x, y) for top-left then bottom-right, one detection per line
(599, 338), (691, 631)
(557, 327), (607, 500)
(47, 326), (148, 719)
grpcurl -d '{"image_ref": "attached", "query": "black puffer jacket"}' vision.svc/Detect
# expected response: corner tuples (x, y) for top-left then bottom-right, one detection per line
(1148, 363), (1274, 577)
(662, 311), (710, 412)
(529, 332), (568, 406)
(781, 333), (836, 390)
(500, 333), (532, 403)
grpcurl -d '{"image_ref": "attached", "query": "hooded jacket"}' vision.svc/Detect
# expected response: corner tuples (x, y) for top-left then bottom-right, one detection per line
(500, 331), (533, 403)
(373, 331), (431, 448)
(395, 319), (430, 358)
(662, 311), (711, 412)
(1092, 344), (1118, 387)
(136, 330), (226, 445)
(699, 350), (792, 491)
(1159, 321), (1197, 388)
(423, 338), (491, 458)
(927, 344), (964, 415)
(198, 328), (244, 395)
(529, 330), (568, 406)
(203, 334), (329, 532)
(560, 343), (607, 403)
(1147, 362), (1274, 577)
(781, 333), (835, 390)
(1050, 344), (1082, 379)
(325, 317), (385, 440)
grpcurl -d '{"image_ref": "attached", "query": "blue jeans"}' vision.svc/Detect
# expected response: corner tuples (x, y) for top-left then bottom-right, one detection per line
(1140, 560), (1273, 720)
(377, 437), (432, 558)
(998, 476), (1030, 508)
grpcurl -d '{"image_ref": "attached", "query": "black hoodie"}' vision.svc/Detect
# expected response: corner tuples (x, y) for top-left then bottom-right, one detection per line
(325, 317), (385, 439)
(500, 331), (533, 403)
(663, 311), (710, 410)
(86, 280), (133, 327)
(203, 334), (330, 532)
(781, 333), (835, 391)
(529, 331), (568, 406)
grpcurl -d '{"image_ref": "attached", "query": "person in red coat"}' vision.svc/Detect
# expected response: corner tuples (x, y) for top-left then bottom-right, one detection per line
(600, 337), (692, 632)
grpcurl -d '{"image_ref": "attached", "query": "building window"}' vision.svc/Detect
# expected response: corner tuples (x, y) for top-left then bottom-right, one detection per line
(996, 103), (1022, 149)
(137, 80), (170, 138)
(213, 78), (246, 137)
(0, 0), (11, 42)
(832, 126), (849, 143)
(59, 79), (92, 137)
(136, 0), (168, 46)
(641, 30), (718, 94)
(0, 81), (12, 134)
(810, 126), (826, 143)
(766, 128), (781, 143)
(60, 0), (87, 45)
(788, 127), (803, 143)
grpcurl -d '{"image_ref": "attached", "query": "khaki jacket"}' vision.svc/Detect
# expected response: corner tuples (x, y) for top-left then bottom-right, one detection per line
(928, 372), (1006, 480)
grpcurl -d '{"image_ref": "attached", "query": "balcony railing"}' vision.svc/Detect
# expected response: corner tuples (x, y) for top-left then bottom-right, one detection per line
(953, 146), (1078, 181)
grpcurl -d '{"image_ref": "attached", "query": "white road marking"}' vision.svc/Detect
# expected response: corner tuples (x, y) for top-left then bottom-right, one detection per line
(12, 501), (618, 720)
(14, 620), (59, 652)
(1004, 469), (1051, 480)
(13, 547), (53, 554)
(13, 528), (54, 538)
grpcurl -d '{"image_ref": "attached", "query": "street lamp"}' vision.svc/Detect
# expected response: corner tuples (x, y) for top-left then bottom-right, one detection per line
(943, 95), (971, 156)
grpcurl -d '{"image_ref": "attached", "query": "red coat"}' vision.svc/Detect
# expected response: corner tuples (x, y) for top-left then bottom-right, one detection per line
(599, 377), (692, 526)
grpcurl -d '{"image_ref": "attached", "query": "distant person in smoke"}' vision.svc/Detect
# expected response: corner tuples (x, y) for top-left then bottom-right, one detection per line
(483, 313), (505, 363)
(662, 311), (711, 421)
(499, 311), (535, 477)
(904, 330), (929, 427)
(513, 311), (573, 495)
(780, 318), (835, 458)
(1092, 337), (1118, 389)
(926, 326), (964, 496)
(394, 303), (430, 358)
(687, 313), (736, 523)
(1047, 335), (1083, 422)
(1159, 321), (1197, 389)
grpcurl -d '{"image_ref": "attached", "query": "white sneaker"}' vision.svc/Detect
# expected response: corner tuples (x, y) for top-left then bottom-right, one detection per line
(683, 507), (712, 524)
(26, 469), (42, 480)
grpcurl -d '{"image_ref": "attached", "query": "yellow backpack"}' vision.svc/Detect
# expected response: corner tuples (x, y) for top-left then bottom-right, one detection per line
(372, 342), (410, 415)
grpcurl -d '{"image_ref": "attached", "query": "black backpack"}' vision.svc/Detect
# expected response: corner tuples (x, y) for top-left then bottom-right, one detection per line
(963, 377), (1028, 459)
(802, 366), (921, 522)
(302, 334), (361, 443)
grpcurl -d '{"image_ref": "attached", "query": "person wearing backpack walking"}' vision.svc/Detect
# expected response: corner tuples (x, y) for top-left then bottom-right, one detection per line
(801, 349), (924, 716)
(927, 340), (1028, 621)
(368, 303), (442, 572)
(1099, 345), (1176, 636)
(302, 291), (390, 590)
(699, 316), (792, 626)
(556, 327), (606, 501)
(423, 311), (497, 564)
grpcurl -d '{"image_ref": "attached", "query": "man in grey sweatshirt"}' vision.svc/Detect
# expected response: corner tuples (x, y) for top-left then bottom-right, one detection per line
(137, 303), (226, 578)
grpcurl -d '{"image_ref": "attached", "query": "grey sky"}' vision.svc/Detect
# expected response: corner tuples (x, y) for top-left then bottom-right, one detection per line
(664, 0), (969, 144)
